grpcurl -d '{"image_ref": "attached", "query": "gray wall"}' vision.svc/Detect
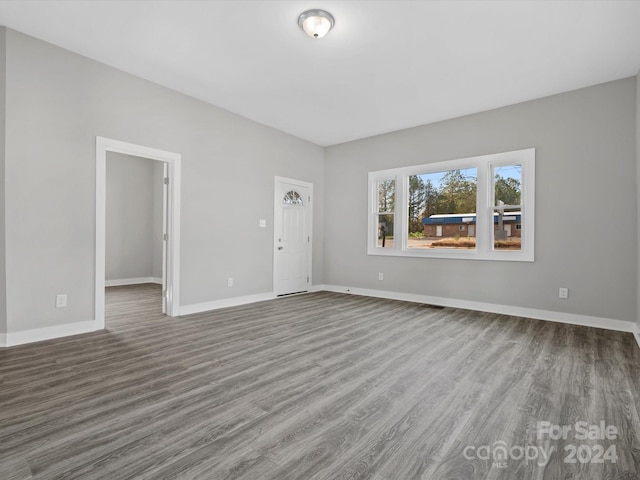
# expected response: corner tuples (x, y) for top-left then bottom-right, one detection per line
(152, 161), (164, 280)
(0, 28), (6, 336)
(105, 152), (163, 282)
(0, 25), (637, 335)
(637, 71), (640, 327)
(324, 78), (637, 324)
(3, 28), (324, 332)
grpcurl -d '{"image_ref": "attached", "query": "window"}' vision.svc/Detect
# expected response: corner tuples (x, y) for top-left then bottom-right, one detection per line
(408, 167), (478, 250)
(368, 148), (535, 261)
(375, 180), (395, 248)
(283, 190), (304, 205)
(493, 164), (522, 251)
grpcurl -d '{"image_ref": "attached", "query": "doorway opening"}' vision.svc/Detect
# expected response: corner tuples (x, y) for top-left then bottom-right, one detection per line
(95, 137), (181, 330)
(105, 153), (166, 319)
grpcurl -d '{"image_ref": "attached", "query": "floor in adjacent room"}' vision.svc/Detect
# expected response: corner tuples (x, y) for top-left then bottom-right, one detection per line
(1, 283), (639, 479)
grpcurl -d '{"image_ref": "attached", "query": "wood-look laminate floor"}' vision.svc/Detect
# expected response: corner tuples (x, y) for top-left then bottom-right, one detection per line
(2, 284), (640, 479)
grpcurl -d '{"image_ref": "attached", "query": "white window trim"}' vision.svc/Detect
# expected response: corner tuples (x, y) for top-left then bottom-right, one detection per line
(368, 148), (535, 262)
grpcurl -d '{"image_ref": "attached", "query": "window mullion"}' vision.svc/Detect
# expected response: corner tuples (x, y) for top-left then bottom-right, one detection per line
(475, 162), (490, 256)
(397, 173), (408, 251)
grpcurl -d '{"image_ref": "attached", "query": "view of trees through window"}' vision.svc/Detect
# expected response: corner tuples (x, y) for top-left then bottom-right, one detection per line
(368, 149), (534, 260)
(408, 168), (477, 249)
(493, 165), (522, 250)
(407, 165), (522, 250)
(377, 180), (395, 248)
(495, 167), (521, 205)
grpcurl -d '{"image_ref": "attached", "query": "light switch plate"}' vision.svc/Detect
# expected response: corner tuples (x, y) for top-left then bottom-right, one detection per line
(56, 294), (67, 308)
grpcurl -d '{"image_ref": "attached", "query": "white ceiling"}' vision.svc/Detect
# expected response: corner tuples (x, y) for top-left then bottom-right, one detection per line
(0, 1), (639, 146)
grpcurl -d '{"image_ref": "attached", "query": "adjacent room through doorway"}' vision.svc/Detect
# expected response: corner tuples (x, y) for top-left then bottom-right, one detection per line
(105, 152), (167, 324)
(95, 136), (182, 330)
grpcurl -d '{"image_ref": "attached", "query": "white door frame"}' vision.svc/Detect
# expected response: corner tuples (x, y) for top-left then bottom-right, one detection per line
(273, 176), (313, 295)
(95, 137), (181, 329)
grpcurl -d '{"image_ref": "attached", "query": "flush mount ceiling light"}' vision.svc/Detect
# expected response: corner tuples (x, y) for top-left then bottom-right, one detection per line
(298, 9), (335, 39)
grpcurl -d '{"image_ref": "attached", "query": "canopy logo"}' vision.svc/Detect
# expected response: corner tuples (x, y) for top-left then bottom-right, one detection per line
(463, 441), (554, 469)
(463, 421), (619, 469)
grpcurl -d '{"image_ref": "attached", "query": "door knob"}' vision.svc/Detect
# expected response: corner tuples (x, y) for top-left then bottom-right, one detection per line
(278, 246), (283, 250)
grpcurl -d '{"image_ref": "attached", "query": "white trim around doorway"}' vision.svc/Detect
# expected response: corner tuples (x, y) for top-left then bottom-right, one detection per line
(95, 137), (181, 329)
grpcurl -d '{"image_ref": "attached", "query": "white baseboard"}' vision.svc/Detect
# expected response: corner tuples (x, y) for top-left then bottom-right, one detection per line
(310, 284), (328, 293)
(633, 326), (640, 350)
(180, 292), (277, 316)
(318, 285), (636, 334)
(3, 320), (99, 347)
(4, 287), (635, 348)
(105, 277), (162, 287)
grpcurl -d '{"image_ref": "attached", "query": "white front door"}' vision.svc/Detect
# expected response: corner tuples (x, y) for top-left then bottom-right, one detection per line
(505, 224), (512, 237)
(436, 225), (443, 237)
(273, 178), (312, 296)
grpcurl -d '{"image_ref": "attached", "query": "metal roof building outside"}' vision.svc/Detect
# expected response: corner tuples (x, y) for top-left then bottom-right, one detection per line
(422, 212), (522, 225)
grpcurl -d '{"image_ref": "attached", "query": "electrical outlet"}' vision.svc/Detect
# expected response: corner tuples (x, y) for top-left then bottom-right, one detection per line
(559, 287), (568, 299)
(259, 219), (266, 228)
(56, 294), (67, 308)
(227, 277), (233, 287)
(378, 272), (384, 281)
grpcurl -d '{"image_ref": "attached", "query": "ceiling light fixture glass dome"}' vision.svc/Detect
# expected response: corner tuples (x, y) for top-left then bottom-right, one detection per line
(298, 9), (335, 39)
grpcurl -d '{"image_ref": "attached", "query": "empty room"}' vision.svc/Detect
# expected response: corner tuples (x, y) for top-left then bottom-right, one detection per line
(1, 1), (640, 479)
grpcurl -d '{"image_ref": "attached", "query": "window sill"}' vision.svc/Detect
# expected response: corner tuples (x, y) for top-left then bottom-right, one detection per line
(367, 247), (534, 262)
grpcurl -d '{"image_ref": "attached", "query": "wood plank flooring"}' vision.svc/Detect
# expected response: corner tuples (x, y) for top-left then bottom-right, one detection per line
(1, 283), (640, 479)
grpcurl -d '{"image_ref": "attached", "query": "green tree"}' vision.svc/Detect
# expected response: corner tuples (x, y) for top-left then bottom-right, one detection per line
(408, 175), (425, 233)
(437, 170), (477, 214)
(494, 175), (521, 205)
(423, 179), (440, 218)
(377, 180), (395, 212)
(377, 180), (395, 244)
